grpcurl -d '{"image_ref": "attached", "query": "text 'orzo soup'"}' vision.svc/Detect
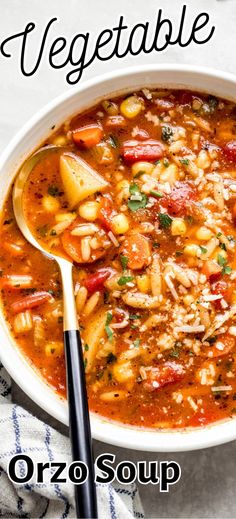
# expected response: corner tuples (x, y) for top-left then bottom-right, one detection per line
(2, 89), (236, 429)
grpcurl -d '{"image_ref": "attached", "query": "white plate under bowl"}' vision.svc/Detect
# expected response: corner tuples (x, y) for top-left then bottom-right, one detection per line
(1, 64), (236, 452)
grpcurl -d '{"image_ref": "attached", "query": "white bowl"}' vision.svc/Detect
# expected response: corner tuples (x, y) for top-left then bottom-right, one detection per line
(1, 64), (236, 452)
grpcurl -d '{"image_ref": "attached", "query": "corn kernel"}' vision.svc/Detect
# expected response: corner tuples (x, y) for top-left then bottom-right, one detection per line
(184, 244), (200, 257)
(42, 195), (60, 213)
(160, 164), (179, 185)
(183, 295), (194, 307)
(137, 274), (151, 293)
(113, 361), (134, 382)
(111, 214), (129, 235)
(78, 201), (100, 222)
(171, 218), (187, 236)
(132, 161), (154, 177)
(195, 226), (213, 241)
(120, 96), (143, 119)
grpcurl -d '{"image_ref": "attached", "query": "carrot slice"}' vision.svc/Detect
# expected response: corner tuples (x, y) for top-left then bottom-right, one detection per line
(11, 291), (52, 314)
(120, 233), (151, 270)
(73, 125), (103, 149)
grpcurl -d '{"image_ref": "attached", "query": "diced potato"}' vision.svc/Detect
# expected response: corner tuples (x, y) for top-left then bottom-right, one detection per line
(60, 153), (109, 208)
(13, 310), (33, 334)
(183, 244), (200, 257)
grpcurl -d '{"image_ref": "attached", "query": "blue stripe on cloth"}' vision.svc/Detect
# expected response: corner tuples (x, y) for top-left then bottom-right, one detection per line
(44, 424), (70, 519)
(0, 413), (30, 425)
(12, 405), (30, 517)
(108, 484), (117, 519)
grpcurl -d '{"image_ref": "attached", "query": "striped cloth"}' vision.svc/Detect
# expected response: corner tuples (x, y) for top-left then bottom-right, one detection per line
(0, 363), (144, 518)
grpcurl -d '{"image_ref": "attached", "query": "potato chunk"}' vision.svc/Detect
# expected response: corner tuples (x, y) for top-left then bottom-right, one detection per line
(60, 152), (108, 208)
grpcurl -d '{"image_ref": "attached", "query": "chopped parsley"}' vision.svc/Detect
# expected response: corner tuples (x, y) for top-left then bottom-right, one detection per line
(219, 242), (227, 251)
(48, 185), (60, 197)
(129, 314), (141, 320)
(118, 276), (134, 286)
(105, 312), (113, 341)
(133, 339), (141, 348)
(84, 343), (89, 352)
(217, 254), (227, 267)
(161, 125), (173, 142)
(223, 265), (232, 275)
(150, 190), (163, 198)
(199, 245), (207, 254)
(128, 183), (147, 212)
(179, 158), (190, 166)
(208, 95), (218, 113)
(216, 232), (222, 238)
(217, 254), (232, 275)
(158, 212), (173, 229)
(120, 255), (129, 271)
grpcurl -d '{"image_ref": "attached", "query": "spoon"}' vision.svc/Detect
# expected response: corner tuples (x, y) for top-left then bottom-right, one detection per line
(13, 145), (98, 519)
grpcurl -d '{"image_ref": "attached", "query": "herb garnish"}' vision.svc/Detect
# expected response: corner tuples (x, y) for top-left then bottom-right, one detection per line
(180, 158), (190, 166)
(118, 276), (134, 286)
(120, 255), (129, 271)
(128, 183), (147, 212)
(105, 312), (113, 341)
(161, 125), (173, 143)
(158, 213), (173, 229)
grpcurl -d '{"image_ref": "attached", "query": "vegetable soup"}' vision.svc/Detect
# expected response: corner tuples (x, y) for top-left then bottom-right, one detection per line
(2, 88), (236, 428)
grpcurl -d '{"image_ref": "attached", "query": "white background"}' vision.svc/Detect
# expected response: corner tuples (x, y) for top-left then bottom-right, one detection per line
(1, 0), (236, 517)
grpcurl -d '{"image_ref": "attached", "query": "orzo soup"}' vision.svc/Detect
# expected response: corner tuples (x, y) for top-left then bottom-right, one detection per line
(2, 89), (236, 428)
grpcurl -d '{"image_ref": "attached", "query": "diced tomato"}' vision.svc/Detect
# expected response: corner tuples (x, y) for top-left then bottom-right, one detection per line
(209, 333), (235, 358)
(0, 275), (33, 290)
(161, 183), (197, 216)
(73, 125), (103, 149)
(98, 196), (116, 232)
(11, 291), (52, 314)
(211, 280), (229, 309)
(120, 233), (151, 270)
(122, 139), (164, 164)
(202, 260), (222, 283)
(144, 362), (185, 391)
(84, 268), (113, 294)
(222, 141), (236, 163)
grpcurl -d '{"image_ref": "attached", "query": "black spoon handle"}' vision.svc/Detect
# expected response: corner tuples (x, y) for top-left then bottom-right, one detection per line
(64, 329), (98, 519)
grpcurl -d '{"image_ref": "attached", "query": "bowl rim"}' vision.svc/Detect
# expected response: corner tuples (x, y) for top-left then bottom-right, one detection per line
(1, 63), (236, 452)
